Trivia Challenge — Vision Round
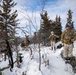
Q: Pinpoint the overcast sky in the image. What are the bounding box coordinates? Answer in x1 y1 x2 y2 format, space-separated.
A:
13 0 76 37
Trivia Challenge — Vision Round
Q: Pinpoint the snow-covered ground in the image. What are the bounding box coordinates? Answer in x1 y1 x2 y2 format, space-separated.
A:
0 41 76 75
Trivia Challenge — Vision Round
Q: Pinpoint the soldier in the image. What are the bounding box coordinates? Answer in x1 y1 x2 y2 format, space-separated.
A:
61 24 76 62
24 36 30 47
49 31 59 51
21 41 25 47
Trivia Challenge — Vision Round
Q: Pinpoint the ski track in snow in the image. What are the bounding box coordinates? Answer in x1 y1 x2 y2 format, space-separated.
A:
0 41 76 75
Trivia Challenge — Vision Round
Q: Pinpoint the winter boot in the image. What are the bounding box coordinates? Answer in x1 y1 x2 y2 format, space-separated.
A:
54 47 56 52
73 66 76 73
64 57 71 64
51 47 53 50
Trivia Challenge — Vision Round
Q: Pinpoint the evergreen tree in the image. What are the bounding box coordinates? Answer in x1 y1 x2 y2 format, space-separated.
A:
40 12 62 46
40 11 52 46
0 0 18 39
51 15 62 40
66 9 74 29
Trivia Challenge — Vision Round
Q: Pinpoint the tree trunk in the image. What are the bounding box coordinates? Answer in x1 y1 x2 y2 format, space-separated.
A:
39 43 41 70
4 52 7 61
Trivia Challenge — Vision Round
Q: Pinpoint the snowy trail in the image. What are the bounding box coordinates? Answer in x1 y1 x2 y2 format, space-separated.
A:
40 47 74 75
0 45 76 75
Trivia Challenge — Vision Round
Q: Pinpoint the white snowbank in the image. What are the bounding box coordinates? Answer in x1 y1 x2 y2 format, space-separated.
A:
0 41 76 75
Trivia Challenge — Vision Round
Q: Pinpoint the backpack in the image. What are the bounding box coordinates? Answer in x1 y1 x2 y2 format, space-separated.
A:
57 44 63 49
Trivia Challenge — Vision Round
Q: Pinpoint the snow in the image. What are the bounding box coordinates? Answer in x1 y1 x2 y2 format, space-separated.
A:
0 41 76 75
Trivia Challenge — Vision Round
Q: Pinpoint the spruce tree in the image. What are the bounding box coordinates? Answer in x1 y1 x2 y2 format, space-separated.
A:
51 15 62 40
40 11 62 45
0 0 18 39
40 11 52 46
66 9 74 29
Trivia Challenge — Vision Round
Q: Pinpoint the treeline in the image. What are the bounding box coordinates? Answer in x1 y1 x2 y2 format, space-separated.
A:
31 10 74 46
0 0 75 46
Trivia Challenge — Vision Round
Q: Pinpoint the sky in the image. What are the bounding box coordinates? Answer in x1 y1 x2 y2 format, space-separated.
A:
13 0 76 37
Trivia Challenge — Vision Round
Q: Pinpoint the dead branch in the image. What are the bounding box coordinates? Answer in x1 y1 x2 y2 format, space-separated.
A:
0 60 17 71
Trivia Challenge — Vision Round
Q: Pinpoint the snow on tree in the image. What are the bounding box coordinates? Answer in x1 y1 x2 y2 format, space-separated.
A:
0 0 18 39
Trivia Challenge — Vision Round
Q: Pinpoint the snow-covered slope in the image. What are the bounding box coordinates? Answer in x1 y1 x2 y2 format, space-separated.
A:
0 41 76 75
